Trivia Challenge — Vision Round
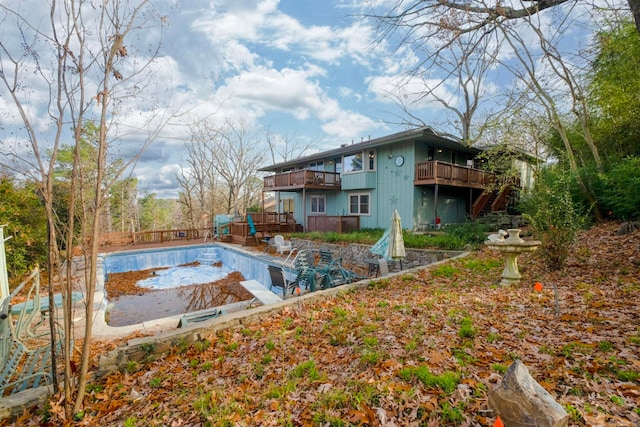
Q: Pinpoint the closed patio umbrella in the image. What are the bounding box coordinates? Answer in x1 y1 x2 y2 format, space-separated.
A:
370 210 405 271
388 209 405 269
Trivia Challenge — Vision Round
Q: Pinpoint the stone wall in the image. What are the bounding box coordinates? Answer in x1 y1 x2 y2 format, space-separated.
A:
290 239 462 272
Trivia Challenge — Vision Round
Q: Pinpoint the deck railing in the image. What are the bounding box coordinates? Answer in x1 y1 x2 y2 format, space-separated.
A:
98 228 210 248
98 213 298 248
415 161 494 187
263 169 341 190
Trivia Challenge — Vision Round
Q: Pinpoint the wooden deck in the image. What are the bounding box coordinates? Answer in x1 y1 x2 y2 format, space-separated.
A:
414 161 494 189
98 213 300 251
263 169 341 192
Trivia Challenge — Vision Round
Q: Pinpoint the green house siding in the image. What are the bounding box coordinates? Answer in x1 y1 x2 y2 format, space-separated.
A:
340 171 376 190
375 144 415 229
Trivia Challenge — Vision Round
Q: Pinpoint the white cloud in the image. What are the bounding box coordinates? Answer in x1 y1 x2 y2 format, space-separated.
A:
321 111 380 140
3 0 479 198
192 0 378 66
135 163 184 199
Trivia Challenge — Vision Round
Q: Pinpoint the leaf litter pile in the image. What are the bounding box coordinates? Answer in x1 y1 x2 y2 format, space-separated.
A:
22 222 640 425
104 263 254 326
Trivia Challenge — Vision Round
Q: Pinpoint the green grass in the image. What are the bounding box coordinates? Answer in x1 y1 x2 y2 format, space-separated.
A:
492 363 507 374
458 317 477 339
616 370 640 382
610 395 625 406
431 264 460 278
224 342 239 352
463 258 503 272
360 349 383 365
486 332 501 343
290 360 321 381
193 339 211 352
440 402 464 424
598 341 614 352
265 381 297 399
363 336 378 347
398 366 461 394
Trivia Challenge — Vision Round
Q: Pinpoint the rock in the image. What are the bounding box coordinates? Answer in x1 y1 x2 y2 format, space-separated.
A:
488 360 568 427
617 221 639 235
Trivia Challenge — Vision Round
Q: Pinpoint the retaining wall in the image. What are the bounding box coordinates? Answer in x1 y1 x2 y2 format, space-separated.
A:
290 239 462 271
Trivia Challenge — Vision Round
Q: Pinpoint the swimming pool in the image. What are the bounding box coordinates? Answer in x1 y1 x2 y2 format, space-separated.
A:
103 244 275 287
101 244 282 327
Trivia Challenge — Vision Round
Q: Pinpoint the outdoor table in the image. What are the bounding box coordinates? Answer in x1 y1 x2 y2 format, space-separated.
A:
363 258 381 277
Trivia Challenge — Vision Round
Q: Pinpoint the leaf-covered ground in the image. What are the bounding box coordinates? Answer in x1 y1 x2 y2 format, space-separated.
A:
14 222 640 426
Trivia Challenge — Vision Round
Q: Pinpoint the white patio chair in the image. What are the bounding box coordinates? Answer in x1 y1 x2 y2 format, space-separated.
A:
273 235 293 254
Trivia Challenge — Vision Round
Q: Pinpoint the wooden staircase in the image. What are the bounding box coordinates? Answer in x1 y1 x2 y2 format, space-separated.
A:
471 185 516 219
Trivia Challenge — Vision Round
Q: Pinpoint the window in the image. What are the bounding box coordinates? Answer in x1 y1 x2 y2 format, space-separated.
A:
282 198 294 213
349 193 370 215
343 151 376 173
343 153 363 173
309 161 324 171
310 195 326 214
368 150 376 171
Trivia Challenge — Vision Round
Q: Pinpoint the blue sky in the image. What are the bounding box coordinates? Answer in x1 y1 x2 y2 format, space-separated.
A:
141 0 402 197
0 0 622 198
134 0 517 197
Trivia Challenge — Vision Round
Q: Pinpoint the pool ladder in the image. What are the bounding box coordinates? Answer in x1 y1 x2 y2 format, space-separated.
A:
282 248 298 267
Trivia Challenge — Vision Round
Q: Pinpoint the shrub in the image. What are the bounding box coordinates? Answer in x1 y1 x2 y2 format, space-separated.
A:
294 228 471 250
444 222 493 248
593 156 640 220
520 167 589 271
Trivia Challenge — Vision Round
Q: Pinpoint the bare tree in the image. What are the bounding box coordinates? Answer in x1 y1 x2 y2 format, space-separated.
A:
186 119 265 216
366 0 609 214
379 31 509 146
264 126 314 164
177 129 222 228
0 0 173 417
369 0 639 36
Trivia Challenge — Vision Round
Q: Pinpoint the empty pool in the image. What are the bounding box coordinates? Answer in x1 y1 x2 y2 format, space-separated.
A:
102 244 279 326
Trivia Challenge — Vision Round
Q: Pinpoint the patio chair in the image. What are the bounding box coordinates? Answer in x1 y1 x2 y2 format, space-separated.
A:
314 249 353 289
268 265 297 299
291 250 320 292
273 235 293 255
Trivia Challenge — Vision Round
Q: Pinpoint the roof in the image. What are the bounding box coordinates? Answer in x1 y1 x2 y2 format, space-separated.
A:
473 143 542 163
258 126 480 172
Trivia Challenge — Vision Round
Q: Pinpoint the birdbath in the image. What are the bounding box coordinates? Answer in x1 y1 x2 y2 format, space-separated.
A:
485 229 541 286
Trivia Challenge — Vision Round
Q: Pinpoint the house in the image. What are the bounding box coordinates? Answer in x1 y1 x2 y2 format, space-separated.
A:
259 126 517 233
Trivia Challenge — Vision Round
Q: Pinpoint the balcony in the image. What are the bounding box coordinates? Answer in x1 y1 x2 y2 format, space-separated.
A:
263 169 341 191
414 161 494 189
